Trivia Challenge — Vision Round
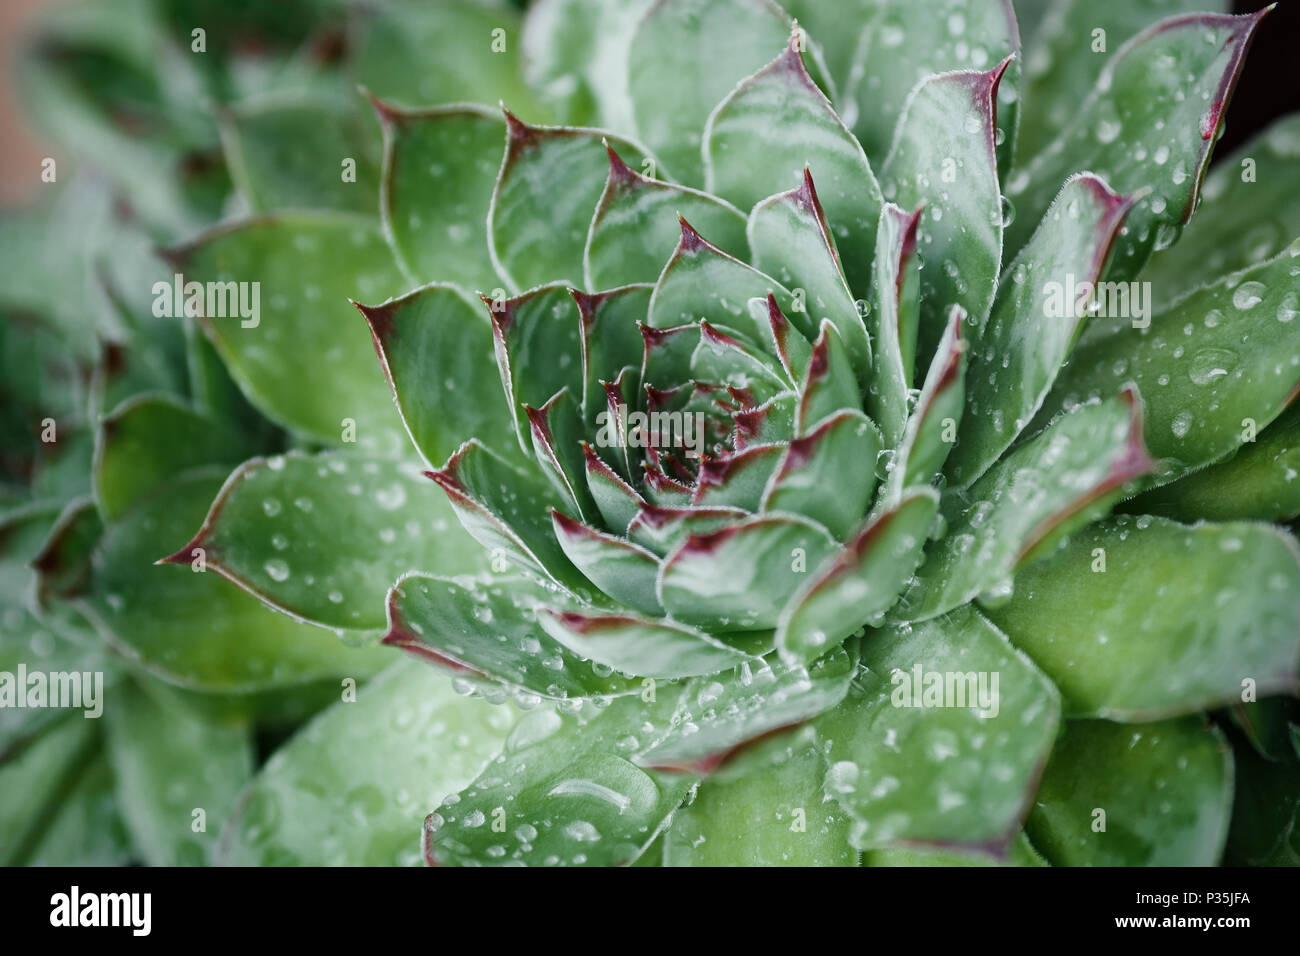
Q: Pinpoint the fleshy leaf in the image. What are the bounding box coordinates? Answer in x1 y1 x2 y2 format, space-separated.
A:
586 145 748 288
776 488 939 666
488 112 649 290
945 174 1136 487
864 203 921 448
383 573 634 699
762 410 881 540
373 100 504 292
355 0 542 114
521 0 653 132
647 220 796 348
551 510 663 614
1139 113 1300 303
427 694 693 866
484 283 586 455
658 513 839 629
105 682 252 866
887 307 968 500
705 37 880 293
628 0 794 186
817 606 1060 851
1026 717 1233 866
219 661 514 866
360 282 520 468
1005 10 1267 278
637 648 855 773
692 444 785 512
539 608 759 680
1016 0 1229 163
846 0 1020 176
574 285 650 427
164 213 408 455
747 171 872 376
161 452 490 631
0 717 96 864
662 733 857 865
93 395 251 522
902 391 1155 622
427 440 585 592
583 441 646 532
1127 402 1300 523
1033 246 1300 489
880 61 1006 365
628 503 748 555
986 514 1300 719
218 92 380 215
797 320 862 435
1224 736 1300 865
80 469 392 693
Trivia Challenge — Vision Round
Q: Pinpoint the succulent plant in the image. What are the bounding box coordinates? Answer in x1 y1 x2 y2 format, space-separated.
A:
4 0 1300 867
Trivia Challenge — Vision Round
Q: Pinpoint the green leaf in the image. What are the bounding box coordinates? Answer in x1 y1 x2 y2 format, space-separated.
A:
887 307 967 498
658 513 839 629
219 660 515 865
1127 401 1300 524
355 0 542 115
776 488 939 666
866 832 1046 867
881 60 1007 365
1016 0 1229 163
1026 717 1232 866
796 319 861 434
218 91 381 215
94 394 252 521
21 750 131 866
485 284 586 455
694 444 785 512
1140 114 1300 303
747 171 873 377
165 213 409 455
705 36 880 293
360 282 521 468
628 0 793 186
846 0 1020 176
384 572 634 700
162 452 491 631
903 391 1154 622
637 648 855 773
1005 10 1267 277
521 0 654 132
488 113 649 290
662 733 857 865
80 469 393 692
427 693 694 866
986 515 1300 720
647 221 796 347
0 716 96 865
818 607 1060 850
1034 247 1300 489
105 681 253 865
374 101 505 292
586 145 748 288
551 510 663 614
574 285 650 427
428 440 585 592
539 608 759 680
945 174 1136 487
864 203 922 447
762 410 881 540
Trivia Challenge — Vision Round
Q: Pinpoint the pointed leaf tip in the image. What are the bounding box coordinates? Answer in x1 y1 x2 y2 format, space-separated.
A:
677 215 709 253
605 141 639 185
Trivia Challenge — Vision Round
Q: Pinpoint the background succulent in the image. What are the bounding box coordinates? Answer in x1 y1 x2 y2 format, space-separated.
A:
2 0 1299 867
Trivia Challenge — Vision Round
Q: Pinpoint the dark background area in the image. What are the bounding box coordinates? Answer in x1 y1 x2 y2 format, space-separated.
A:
1223 0 1300 154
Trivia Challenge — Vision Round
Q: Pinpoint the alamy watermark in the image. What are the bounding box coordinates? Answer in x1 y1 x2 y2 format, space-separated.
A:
152 273 260 328
595 402 706 459
0 665 103 718
890 664 1000 718
1043 272 1152 329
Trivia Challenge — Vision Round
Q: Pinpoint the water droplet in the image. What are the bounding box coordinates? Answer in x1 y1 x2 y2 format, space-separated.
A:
264 559 290 582
1188 348 1236 386
1232 281 1265 310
